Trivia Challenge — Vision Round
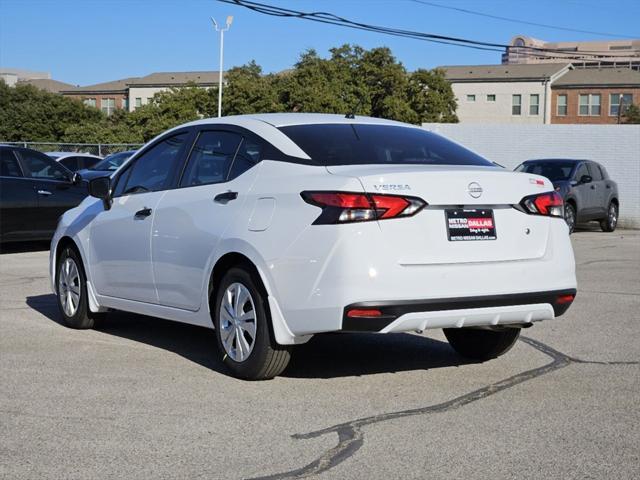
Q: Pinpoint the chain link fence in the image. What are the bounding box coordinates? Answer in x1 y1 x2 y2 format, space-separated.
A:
0 142 143 157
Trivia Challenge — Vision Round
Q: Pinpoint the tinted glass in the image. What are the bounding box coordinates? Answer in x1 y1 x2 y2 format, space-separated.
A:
588 162 603 181
180 131 242 187
279 124 493 167
122 133 188 195
574 163 589 181
59 156 80 171
1 149 22 177
83 157 101 169
228 137 263 180
19 149 69 180
517 161 575 181
92 151 133 171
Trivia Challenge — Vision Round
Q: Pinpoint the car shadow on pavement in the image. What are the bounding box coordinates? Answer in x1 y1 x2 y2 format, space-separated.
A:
26 293 471 379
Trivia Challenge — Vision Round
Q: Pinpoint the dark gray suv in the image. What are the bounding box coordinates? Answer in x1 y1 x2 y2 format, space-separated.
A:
515 159 619 233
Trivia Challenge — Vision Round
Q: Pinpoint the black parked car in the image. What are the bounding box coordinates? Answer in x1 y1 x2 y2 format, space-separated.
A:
76 149 136 181
0 145 88 243
515 159 619 233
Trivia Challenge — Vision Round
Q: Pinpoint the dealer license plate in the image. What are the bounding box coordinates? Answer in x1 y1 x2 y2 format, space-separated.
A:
445 209 497 241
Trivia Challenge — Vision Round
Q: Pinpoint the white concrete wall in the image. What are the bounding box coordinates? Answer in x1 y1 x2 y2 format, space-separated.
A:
451 81 550 124
422 123 640 228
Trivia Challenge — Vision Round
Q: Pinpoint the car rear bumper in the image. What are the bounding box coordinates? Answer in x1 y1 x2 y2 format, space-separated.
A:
341 289 576 332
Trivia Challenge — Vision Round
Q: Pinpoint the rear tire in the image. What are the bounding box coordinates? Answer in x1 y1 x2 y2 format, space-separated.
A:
56 246 95 329
599 202 618 232
443 327 520 361
213 267 291 380
564 203 576 234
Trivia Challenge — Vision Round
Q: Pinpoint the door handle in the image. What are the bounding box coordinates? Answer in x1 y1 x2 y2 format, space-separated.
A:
590 185 595 189
37 189 52 196
214 191 238 204
135 207 152 219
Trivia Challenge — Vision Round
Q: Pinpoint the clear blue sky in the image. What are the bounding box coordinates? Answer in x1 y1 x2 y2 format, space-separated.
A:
1 0 639 86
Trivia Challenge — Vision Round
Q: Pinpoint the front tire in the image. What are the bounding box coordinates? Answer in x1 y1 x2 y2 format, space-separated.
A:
443 327 520 361
56 246 94 329
213 267 291 380
564 203 576 234
600 202 618 232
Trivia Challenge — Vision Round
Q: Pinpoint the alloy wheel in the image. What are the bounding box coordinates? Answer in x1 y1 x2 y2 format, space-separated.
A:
59 257 81 317
608 204 617 228
219 282 257 362
565 205 575 232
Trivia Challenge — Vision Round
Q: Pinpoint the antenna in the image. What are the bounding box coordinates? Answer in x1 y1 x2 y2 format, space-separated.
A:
345 95 364 119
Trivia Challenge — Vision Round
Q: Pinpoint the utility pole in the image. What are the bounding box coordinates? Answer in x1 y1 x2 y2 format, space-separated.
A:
211 15 233 118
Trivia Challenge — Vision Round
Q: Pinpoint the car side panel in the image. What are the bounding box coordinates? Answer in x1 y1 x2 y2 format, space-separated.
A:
0 177 40 241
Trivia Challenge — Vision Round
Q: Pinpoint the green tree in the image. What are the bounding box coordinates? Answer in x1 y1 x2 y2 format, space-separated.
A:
0 80 103 142
622 103 640 124
224 61 282 115
127 84 217 141
407 68 458 123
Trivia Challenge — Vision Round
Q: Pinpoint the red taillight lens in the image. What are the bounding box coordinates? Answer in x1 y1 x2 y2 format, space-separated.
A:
521 191 564 218
301 191 426 225
556 294 575 304
347 308 382 318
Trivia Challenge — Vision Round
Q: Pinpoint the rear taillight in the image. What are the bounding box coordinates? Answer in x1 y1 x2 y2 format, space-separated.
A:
520 191 564 218
301 191 426 225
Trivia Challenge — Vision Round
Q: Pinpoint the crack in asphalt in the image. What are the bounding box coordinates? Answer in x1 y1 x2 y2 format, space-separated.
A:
250 337 639 480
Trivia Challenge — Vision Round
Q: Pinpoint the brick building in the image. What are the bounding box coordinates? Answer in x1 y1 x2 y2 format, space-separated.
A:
59 71 221 115
551 68 640 124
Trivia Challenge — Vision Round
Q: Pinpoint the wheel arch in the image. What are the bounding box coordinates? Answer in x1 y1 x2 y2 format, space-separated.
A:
206 250 305 345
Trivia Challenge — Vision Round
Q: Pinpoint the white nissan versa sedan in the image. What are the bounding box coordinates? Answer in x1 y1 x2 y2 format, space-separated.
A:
50 113 577 380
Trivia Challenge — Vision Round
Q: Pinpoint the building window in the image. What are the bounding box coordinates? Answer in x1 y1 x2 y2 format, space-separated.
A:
83 98 96 108
101 98 116 116
529 94 539 115
135 97 142 108
486 94 496 102
557 94 567 116
512 95 521 115
466 94 476 102
609 93 633 116
146 97 154 105
122 98 129 110
579 94 600 116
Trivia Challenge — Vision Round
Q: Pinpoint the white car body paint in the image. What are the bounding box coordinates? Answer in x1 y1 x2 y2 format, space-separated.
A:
50 113 577 346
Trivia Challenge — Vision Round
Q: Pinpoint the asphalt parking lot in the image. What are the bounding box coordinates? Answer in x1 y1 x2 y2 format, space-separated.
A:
1 230 639 480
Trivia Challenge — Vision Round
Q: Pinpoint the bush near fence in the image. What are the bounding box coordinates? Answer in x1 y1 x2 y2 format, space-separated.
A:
0 142 143 157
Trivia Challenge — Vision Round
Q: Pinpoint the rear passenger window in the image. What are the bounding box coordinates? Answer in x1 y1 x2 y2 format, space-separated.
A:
1 149 22 177
180 131 242 187
228 138 263 180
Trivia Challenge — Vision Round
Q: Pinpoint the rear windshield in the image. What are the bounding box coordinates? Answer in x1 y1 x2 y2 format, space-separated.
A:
516 161 575 181
278 124 493 167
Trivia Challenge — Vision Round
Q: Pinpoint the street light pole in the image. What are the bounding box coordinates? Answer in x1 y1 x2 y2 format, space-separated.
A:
211 15 233 118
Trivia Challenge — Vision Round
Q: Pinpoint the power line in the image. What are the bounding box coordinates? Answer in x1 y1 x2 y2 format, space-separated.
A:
410 0 637 39
218 0 639 59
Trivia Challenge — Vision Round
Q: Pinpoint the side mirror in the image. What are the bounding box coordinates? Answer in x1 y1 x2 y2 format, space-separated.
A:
579 174 592 184
88 176 112 210
71 172 82 185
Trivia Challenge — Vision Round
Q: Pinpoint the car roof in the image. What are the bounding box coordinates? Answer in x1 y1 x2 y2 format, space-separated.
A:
523 159 591 164
161 113 419 160
187 113 411 129
46 152 102 159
